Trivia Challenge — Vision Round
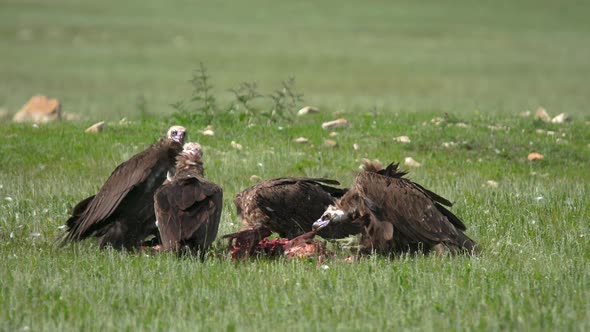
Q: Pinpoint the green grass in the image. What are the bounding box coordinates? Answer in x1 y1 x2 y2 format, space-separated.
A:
2 0 590 119
2 0 590 331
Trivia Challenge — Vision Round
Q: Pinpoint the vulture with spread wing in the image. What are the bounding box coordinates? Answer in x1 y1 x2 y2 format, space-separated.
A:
313 160 476 256
62 125 186 250
154 142 223 257
223 177 360 258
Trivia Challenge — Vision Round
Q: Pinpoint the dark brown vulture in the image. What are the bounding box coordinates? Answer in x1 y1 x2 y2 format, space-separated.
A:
223 177 361 258
313 160 476 256
153 142 223 258
61 125 187 250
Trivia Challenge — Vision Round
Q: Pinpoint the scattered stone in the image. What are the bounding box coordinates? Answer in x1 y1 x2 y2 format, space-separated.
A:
551 113 570 124
329 131 338 137
323 139 337 148
455 122 470 128
353 143 359 151
85 121 105 133
404 157 421 167
520 111 531 117
321 118 349 130
393 136 411 143
231 141 243 150
249 175 262 182
488 124 506 131
295 137 309 144
297 106 320 116
202 129 214 136
534 107 551 122
486 180 499 188
13 95 61 123
442 141 457 148
555 138 568 144
431 117 444 126
527 152 544 161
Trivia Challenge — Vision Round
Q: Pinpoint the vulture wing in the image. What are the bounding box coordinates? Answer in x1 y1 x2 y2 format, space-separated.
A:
154 176 223 254
65 139 180 242
357 171 474 252
253 177 351 239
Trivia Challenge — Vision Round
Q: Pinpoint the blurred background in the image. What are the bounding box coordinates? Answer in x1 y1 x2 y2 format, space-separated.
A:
2 0 589 120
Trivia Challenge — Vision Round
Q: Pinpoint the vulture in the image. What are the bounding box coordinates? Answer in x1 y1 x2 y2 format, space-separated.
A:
313 160 476 256
61 125 186 250
223 177 361 258
154 142 223 257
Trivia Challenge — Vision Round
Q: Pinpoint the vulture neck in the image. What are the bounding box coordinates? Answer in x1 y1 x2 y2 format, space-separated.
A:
175 155 204 178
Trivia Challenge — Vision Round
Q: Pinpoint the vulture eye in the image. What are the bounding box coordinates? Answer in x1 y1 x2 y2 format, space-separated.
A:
322 214 331 221
171 130 177 136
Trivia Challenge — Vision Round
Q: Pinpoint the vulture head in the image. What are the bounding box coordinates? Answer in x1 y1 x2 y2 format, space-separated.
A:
167 125 187 144
313 205 352 231
174 142 204 177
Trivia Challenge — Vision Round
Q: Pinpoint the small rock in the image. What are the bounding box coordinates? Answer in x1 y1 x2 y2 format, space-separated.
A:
393 136 411 143
202 129 215 136
535 129 546 135
321 118 349 130
323 139 337 148
430 117 444 126
520 111 531 117
13 95 61 123
329 131 338 137
551 113 570 124
231 141 243 150
249 175 262 182
534 107 551 122
297 106 320 116
442 142 457 148
353 143 359 151
404 157 421 167
527 152 544 161
295 137 309 144
455 122 470 128
85 121 105 133
486 180 499 188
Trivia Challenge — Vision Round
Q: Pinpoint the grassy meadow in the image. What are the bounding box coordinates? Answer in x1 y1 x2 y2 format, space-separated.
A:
1 0 590 331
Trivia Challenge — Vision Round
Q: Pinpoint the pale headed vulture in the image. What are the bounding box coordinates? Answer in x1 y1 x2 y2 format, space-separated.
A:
313 160 476 256
154 142 223 258
61 125 186 250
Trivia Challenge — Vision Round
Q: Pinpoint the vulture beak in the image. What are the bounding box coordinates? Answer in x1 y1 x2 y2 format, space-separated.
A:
312 217 331 231
313 206 347 231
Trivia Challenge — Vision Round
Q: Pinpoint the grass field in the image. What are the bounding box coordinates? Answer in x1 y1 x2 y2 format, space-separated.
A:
2 0 590 331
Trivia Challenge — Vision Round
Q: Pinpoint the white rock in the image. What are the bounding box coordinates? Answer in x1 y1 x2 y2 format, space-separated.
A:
321 118 349 130
231 141 243 150
297 106 320 116
486 180 499 188
85 121 105 133
442 142 457 148
534 107 551 122
295 137 309 143
353 143 359 150
202 129 215 136
404 157 421 167
551 113 570 123
393 136 411 143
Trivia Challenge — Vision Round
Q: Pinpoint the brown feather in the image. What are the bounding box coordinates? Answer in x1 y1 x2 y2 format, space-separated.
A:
62 128 184 250
327 162 476 256
154 145 222 258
